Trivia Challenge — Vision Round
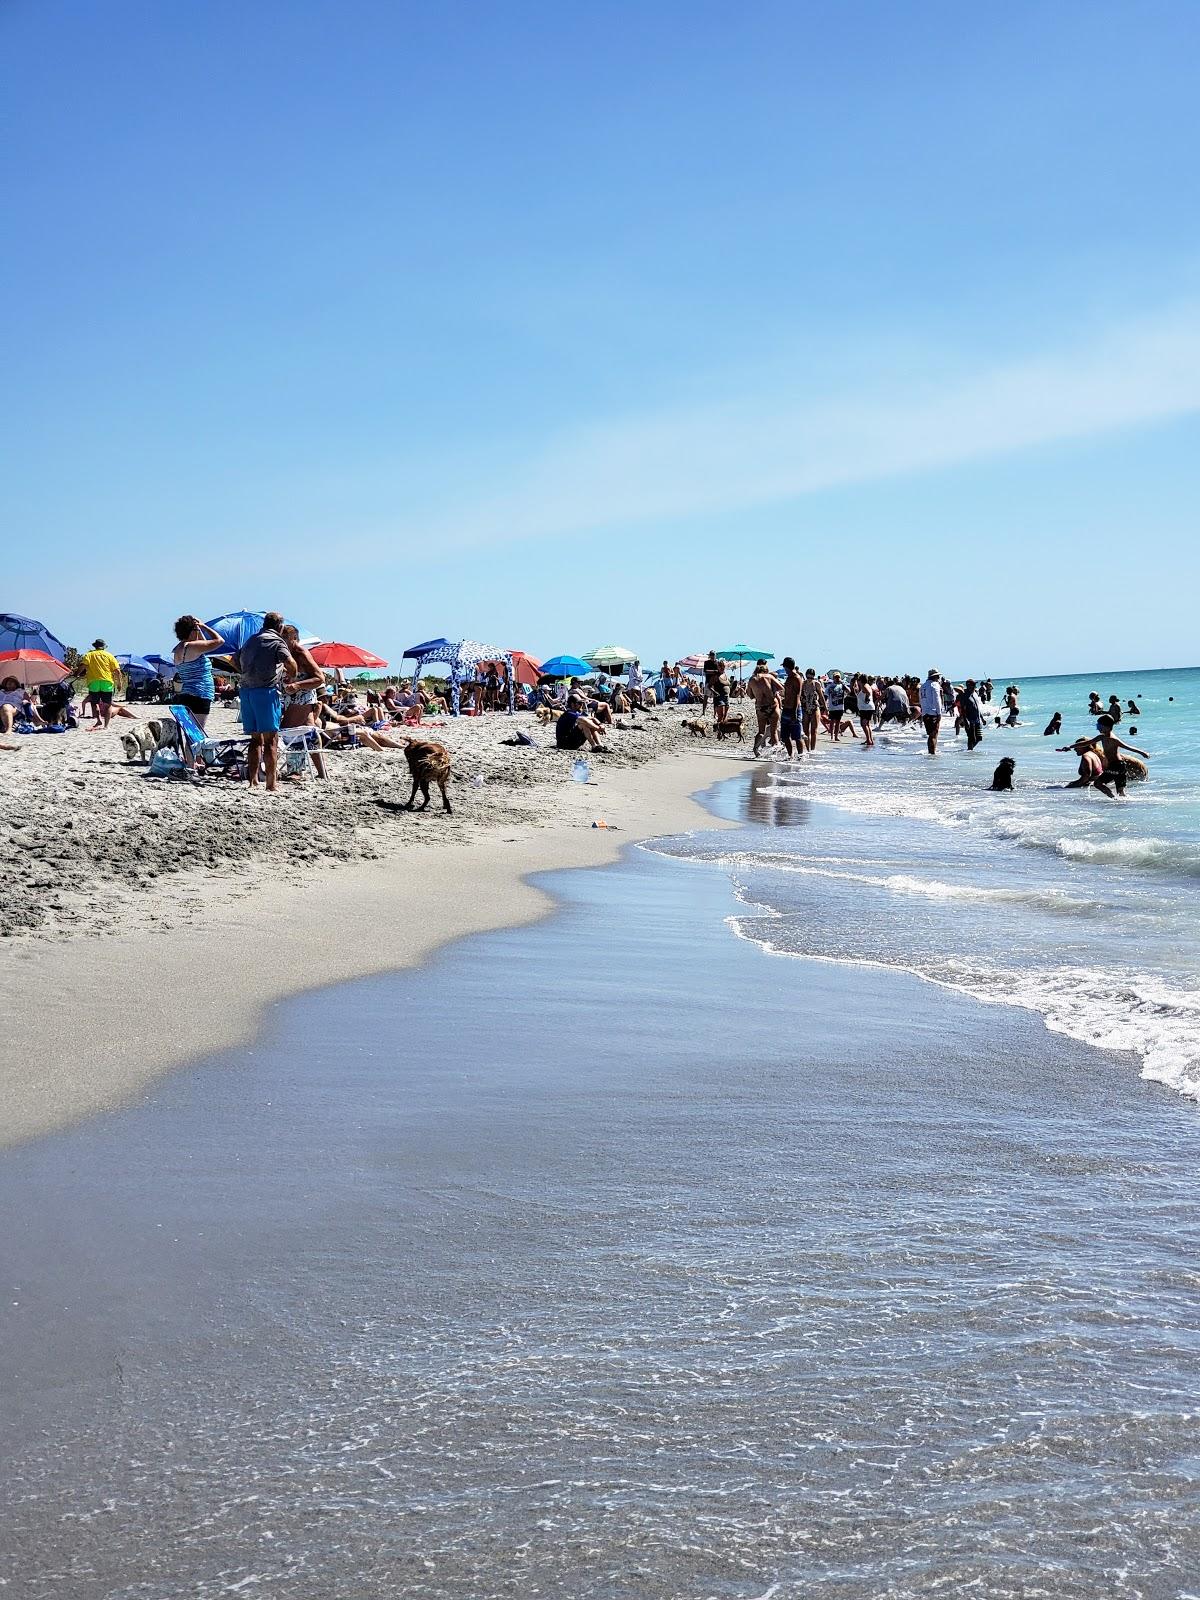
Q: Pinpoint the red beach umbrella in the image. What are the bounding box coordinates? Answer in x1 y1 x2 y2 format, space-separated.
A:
309 641 388 670
0 649 71 687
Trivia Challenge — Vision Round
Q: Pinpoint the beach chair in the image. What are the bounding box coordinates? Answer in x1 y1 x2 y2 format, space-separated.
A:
170 703 250 778
170 704 313 781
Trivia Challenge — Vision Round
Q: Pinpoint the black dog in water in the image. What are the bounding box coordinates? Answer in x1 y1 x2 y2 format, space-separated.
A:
989 756 1016 791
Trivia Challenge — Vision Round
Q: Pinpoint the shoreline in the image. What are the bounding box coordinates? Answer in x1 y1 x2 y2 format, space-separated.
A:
0 749 739 1149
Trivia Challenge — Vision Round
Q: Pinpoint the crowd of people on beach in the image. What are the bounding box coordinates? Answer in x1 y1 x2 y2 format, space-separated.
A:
1 618 1154 800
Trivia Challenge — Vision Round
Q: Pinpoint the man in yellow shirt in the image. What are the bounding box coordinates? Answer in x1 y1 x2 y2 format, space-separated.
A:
78 638 124 729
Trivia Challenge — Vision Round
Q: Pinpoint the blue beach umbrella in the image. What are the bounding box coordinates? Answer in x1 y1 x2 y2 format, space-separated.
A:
206 610 319 651
539 654 592 678
143 653 178 676
115 653 158 681
0 613 66 662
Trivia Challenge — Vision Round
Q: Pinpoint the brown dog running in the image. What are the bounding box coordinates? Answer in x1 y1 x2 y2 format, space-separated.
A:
714 715 745 741
681 719 708 738
403 738 453 813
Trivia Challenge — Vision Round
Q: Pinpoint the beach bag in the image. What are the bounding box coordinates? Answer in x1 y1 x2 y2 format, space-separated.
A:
147 748 189 780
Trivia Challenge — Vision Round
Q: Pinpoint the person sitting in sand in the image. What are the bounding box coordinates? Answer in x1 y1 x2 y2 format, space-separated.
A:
555 692 608 752
0 677 45 734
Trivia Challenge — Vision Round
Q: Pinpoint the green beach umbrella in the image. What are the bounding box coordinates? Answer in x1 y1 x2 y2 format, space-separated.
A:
581 644 638 670
716 645 774 682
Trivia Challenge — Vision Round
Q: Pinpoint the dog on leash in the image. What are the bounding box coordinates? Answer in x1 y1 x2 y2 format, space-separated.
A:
714 715 745 742
989 756 1016 790
681 719 708 738
403 738 453 813
119 718 177 763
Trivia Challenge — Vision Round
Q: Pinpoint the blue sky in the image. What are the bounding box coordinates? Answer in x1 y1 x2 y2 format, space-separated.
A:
4 0 1198 675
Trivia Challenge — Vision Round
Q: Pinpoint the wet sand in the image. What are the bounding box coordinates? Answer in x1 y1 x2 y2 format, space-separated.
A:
0 744 737 1146
2 783 1198 1598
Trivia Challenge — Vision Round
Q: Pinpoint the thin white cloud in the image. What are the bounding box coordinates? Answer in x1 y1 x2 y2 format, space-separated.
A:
405 301 1200 548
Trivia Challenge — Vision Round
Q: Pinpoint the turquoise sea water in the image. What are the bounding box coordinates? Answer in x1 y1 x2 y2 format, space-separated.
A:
654 666 1200 1101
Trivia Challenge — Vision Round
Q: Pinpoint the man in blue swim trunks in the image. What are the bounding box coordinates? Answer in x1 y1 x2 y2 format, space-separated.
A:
779 656 804 759
235 611 295 792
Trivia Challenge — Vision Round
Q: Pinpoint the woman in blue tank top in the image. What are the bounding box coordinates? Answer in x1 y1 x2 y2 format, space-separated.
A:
171 615 226 728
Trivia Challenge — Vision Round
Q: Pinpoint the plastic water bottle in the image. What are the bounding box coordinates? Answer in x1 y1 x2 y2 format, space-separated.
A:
571 757 590 784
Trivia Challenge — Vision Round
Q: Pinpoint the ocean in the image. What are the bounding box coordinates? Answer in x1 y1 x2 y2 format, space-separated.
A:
652 666 1200 1102
3 682 1199 1596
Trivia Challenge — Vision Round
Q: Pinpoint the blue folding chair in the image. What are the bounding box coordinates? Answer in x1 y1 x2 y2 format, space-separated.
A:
170 703 316 780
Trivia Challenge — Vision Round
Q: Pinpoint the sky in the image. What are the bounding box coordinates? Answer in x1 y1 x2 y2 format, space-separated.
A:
4 0 1199 677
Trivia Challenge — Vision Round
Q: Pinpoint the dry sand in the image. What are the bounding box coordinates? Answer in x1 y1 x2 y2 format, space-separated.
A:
1 701 746 1146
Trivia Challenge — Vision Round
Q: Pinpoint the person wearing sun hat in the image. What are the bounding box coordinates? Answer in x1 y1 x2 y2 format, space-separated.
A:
77 638 124 730
919 667 944 754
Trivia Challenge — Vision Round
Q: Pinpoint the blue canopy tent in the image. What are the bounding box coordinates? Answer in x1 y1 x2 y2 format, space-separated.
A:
0 613 66 661
403 639 515 715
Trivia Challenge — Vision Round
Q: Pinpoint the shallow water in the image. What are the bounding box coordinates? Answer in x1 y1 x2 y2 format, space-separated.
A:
663 666 1200 1101
3 808 1199 1598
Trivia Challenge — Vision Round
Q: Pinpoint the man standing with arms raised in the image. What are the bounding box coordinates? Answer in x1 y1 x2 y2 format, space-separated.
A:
919 667 944 754
235 611 295 793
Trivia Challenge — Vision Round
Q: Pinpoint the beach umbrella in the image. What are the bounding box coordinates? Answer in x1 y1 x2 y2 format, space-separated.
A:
716 645 774 662
507 650 542 687
310 641 389 670
716 644 774 683
677 653 706 671
581 644 638 669
0 649 71 687
0 614 66 662
115 653 158 680
144 653 177 677
205 610 319 651
539 654 592 679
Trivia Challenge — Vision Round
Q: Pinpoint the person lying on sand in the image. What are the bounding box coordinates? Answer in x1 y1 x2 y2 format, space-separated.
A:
317 703 407 751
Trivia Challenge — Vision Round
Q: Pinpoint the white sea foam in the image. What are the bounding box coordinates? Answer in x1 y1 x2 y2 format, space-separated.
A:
717 854 1105 914
726 902 1200 1105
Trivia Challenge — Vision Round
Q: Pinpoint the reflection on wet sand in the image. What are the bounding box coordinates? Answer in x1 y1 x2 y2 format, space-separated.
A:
742 767 813 827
